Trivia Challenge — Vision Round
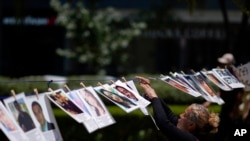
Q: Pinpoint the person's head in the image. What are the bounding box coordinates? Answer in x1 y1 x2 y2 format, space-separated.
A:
100 88 134 108
0 108 5 117
115 86 138 100
0 108 17 131
83 89 106 116
100 89 124 103
31 101 45 126
178 103 219 134
83 89 100 107
13 101 21 112
217 53 235 67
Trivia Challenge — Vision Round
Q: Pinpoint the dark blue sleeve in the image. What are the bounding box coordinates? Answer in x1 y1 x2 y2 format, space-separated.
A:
150 98 198 141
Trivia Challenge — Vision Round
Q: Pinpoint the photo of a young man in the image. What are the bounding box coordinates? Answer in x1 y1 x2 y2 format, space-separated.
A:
31 101 55 132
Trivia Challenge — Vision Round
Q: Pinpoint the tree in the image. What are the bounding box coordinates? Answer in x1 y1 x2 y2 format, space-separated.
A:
50 0 146 75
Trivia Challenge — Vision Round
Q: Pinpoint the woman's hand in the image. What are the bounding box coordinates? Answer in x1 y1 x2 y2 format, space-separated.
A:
135 76 150 85
136 76 158 99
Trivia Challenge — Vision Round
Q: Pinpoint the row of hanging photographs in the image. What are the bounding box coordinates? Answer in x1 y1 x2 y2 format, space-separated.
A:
0 78 152 141
0 67 245 141
160 68 245 105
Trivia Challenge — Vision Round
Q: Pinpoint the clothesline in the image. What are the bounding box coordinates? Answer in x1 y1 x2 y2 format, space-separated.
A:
0 76 159 83
0 76 160 89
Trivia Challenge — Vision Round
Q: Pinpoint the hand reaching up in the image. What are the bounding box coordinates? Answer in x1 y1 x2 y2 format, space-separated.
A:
136 76 158 99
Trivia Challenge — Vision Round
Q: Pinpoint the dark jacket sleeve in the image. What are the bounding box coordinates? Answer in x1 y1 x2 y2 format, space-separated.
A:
150 98 198 141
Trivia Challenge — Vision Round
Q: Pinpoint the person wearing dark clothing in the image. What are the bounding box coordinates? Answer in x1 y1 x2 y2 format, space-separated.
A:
14 100 35 132
203 53 245 141
216 53 244 141
136 76 220 141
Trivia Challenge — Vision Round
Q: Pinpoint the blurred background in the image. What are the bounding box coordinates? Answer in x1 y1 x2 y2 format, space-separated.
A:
0 0 250 77
1 1 250 140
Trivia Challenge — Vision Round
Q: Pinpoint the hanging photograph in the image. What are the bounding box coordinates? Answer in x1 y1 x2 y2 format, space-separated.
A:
94 84 139 113
212 68 245 89
76 87 116 129
118 79 151 115
26 92 63 141
0 101 29 141
171 72 202 96
160 75 201 97
182 74 215 103
193 72 224 105
46 89 86 123
200 70 232 91
66 89 99 133
112 80 151 108
3 92 46 141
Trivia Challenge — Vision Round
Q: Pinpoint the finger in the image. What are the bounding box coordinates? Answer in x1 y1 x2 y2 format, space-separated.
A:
136 76 150 84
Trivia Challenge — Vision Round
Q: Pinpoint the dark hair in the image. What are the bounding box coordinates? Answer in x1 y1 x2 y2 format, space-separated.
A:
31 101 42 111
99 88 136 108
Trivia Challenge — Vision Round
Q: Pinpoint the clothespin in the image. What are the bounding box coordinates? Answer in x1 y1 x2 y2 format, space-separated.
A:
202 68 207 72
121 76 127 83
110 80 115 85
169 72 174 77
33 88 39 100
64 84 71 92
97 82 103 86
48 88 54 93
190 69 196 74
181 71 185 74
160 74 165 77
48 88 58 98
10 89 16 100
121 76 131 87
97 82 106 89
80 82 86 88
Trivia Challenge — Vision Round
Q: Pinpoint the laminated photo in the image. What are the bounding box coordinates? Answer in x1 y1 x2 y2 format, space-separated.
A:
0 101 29 141
3 92 46 141
160 75 201 97
26 93 63 141
200 70 232 91
171 72 202 97
112 80 150 107
94 84 139 113
46 89 86 123
182 74 215 103
75 87 116 129
66 89 99 133
119 79 151 115
212 68 245 89
193 72 224 105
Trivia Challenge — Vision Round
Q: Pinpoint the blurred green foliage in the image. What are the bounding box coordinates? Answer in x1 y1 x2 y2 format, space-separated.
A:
50 0 146 75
